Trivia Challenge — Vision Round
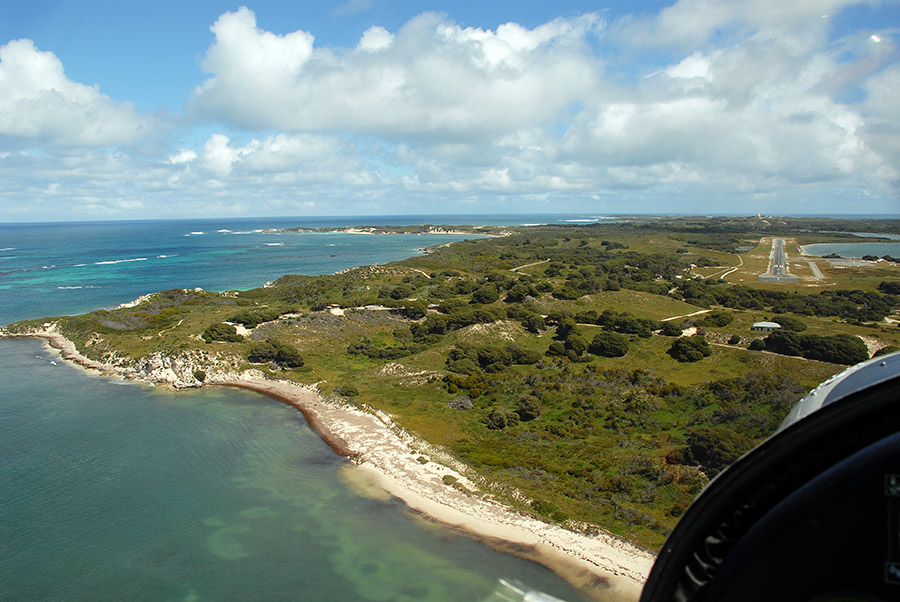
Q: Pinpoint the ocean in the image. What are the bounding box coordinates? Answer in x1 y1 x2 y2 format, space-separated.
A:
0 216 596 602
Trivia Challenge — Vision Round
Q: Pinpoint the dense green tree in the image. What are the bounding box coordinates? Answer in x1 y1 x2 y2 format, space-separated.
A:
762 331 868 365
546 341 567 356
202 322 243 343
228 308 283 328
659 321 683 336
504 283 533 303
589 331 630 357
681 426 754 476
797 333 868 365
575 310 599 324
438 298 467 314
771 314 807 332
555 317 578 340
399 300 427 320
508 344 542 365
248 339 304 368
516 395 542 421
879 281 900 295
668 336 712 362
565 333 589 356
552 286 583 300
453 280 478 295
472 283 500 304
447 357 480 375
764 331 803 356
388 284 413 300
485 407 518 430
522 313 546 334
696 311 734 327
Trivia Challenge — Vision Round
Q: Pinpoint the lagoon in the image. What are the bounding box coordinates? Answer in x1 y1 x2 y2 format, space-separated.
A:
800 242 900 258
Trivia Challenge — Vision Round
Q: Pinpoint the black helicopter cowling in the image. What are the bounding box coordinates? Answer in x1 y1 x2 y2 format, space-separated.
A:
640 351 900 602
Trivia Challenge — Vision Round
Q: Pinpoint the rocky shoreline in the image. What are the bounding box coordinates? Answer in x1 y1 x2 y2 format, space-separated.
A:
1 325 654 600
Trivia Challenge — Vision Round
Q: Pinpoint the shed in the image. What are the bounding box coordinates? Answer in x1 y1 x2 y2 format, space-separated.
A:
751 321 782 332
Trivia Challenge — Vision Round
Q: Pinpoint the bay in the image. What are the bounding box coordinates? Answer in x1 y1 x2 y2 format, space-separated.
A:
0 339 587 602
0 216 594 602
800 242 900 258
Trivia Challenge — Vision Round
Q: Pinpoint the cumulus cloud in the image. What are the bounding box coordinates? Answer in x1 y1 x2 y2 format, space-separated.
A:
183 3 898 202
190 7 316 130
183 132 374 187
3 1 898 220
0 39 154 146
188 8 603 136
358 26 394 52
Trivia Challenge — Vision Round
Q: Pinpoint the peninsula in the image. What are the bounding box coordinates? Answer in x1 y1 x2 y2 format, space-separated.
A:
5 216 900 599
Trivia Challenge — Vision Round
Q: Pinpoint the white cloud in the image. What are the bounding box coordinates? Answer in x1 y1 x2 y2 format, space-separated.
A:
3 3 898 221
628 0 873 47
0 39 154 146
199 134 242 177
190 6 316 129
188 9 603 136
666 52 711 80
358 26 394 52
167 149 197 164
182 132 374 187
183 4 897 208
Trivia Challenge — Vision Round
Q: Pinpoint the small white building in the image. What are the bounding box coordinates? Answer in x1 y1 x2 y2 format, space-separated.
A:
751 321 782 332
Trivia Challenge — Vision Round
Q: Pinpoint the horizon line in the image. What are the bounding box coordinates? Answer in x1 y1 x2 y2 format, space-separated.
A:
3 212 899 226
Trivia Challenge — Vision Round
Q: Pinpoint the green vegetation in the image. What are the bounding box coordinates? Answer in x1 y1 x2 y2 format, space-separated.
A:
760 331 869 365
589 331 631 357
770 314 807 332
7 216 900 550
247 339 305 368
202 322 242 343
228 308 286 328
668 336 712 362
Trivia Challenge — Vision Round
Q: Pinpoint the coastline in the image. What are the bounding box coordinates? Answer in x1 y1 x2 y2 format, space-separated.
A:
1 328 654 600
264 225 506 237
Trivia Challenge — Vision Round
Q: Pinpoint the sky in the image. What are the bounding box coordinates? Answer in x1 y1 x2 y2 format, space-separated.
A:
0 0 898 222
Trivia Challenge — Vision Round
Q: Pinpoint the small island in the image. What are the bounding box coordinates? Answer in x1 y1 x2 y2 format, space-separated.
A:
4 215 900 599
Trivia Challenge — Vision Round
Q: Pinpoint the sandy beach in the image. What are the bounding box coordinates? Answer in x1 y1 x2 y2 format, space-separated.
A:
2 327 655 601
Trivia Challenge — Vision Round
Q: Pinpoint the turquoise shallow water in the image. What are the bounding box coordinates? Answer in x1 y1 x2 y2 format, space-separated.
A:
0 339 589 602
0 217 594 602
0 217 495 324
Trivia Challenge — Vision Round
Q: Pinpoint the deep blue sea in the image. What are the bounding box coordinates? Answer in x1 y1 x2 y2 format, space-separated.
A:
0 216 597 602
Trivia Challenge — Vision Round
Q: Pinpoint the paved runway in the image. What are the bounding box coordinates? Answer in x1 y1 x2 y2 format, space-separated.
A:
759 238 799 282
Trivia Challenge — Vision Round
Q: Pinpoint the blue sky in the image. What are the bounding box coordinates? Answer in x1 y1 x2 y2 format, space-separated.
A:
0 0 898 221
